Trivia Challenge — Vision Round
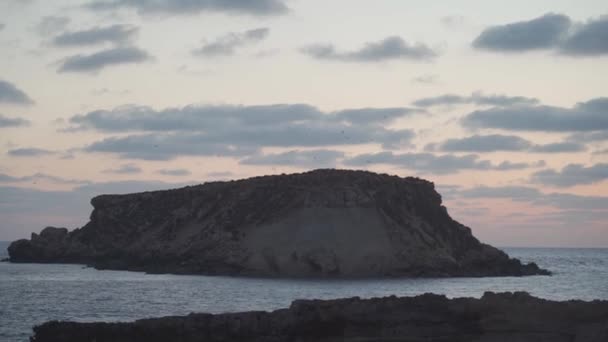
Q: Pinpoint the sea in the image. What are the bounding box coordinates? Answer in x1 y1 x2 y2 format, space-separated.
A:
0 242 607 342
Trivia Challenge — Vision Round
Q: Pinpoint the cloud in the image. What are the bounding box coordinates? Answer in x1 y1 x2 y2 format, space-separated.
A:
35 16 70 36
411 74 439 85
157 168 191 176
432 134 530 152
445 185 608 211
0 23 5 31
473 13 608 56
473 13 570 52
0 114 30 128
102 163 142 174
52 25 138 47
86 0 289 17
558 15 608 56
531 163 608 187
528 142 586 153
65 103 418 160
593 148 608 155
343 151 536 174
429 134 587 153
568 131 608 142
412 92 539 107
462 97 608 132
193 27 269 57
441 15 465 28
0 180 190 240
241 150 345 167
8 148 56 157
302 36 437 62
0 79 34 105
57 46 152 73
0 173 87 185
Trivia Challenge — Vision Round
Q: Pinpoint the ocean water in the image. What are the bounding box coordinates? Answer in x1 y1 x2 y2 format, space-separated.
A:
0 242 607 342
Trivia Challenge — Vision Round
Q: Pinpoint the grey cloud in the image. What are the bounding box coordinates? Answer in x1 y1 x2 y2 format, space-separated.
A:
474 13 608 56
193 27 269 57
85 133 258 160
412 92 539 107
411 74 439 85
529 142 586 153
158 168 191 176
449 185 608 210
0 80 34 105
435 134 531 152
343 151 534 174
8 148 56 157
102 163 142 174
58 46 152 73
36 16 70 36
463 97 608 132
473 13 570 52
0 180 190 240
0 23 5 31
593 148 608 155
0 172 87 185
86 0 289 16
531 163 608 187
53 25 137 47
0 114 30 128
241 150 345 167
430 134 587 153
568 131 608 142
302 36 437 62
67 103 418 160
559 15 608 56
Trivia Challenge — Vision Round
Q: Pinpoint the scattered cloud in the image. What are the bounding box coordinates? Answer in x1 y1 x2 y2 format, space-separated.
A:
302 36 437 62
102 163 142 174
462 97 608 132
8 148 57 157
35 16 70 36
444 185 608 211
52 25 138 47
428 134 586 153
193 27 269 57
157 168 191 176
241 149 345 167
559 15 608 56
57 46 152 73
412 92 539 107
0 114 30 128
64 103 418 160
441 15 466 28
343 151 536 174
473 13 608 56
431 134 531 152
85 0 289 17
0 79 34 105
0 172 87 185
531 163 608 187
411 74 439 85
473 13 570 52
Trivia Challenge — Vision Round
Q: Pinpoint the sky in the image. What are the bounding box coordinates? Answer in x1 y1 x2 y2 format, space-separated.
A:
0 0 607 247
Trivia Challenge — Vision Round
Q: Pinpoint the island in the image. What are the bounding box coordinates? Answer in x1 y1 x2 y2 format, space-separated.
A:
8 169 549 277
30 292 608 341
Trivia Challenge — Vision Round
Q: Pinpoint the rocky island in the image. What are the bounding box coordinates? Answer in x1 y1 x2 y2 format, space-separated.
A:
30 292 608 342
8 169 549 277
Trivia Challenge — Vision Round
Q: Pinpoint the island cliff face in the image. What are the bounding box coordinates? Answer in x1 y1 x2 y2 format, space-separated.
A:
8 169 548 277
30 292 608 342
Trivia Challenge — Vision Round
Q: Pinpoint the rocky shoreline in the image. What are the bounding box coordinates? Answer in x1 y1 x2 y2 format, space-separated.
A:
9 169 549 277
30 292 608 342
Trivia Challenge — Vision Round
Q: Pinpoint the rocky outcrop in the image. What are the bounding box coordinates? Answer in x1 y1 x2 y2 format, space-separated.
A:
9 169 549 277
30 292 608 342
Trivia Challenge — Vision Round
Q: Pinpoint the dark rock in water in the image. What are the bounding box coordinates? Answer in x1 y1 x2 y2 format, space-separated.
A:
30 292 608 342
8 169 549 277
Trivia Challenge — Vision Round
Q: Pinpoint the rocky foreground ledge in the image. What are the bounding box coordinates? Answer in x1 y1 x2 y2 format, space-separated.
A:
9 169 548 277
31 292 608 342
